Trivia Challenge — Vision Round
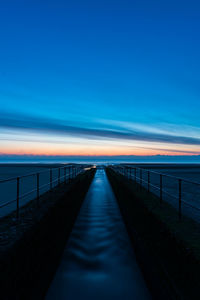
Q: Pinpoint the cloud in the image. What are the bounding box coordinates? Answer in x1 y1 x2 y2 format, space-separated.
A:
1 111 200 146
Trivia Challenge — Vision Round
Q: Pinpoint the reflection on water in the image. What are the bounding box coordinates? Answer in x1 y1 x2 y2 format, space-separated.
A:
46 168 151 300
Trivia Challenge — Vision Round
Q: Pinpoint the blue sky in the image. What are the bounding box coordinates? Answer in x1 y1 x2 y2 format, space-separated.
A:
0 0 200 161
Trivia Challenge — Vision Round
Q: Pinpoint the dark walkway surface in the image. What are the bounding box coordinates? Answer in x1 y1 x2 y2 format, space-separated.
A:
45 168 151 300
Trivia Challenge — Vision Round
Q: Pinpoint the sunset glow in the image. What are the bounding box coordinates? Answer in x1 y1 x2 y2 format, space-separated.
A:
0 1 200 162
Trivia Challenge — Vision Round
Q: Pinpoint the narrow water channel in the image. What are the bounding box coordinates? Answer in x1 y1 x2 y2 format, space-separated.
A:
46 168 151 300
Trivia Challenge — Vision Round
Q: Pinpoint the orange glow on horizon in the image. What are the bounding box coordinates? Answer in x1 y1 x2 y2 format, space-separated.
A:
0 146 199 157
1 138 199 157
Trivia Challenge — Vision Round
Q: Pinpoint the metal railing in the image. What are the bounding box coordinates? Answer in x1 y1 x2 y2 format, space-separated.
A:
110 165 200 221
0 164 88 219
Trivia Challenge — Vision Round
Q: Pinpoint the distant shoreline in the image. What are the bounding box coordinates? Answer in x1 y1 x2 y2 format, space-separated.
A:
1 162 200 166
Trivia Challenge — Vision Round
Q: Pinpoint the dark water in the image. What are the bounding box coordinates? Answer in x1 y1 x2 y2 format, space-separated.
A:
0 165 70 217
46 168 151 300
130 165 200 222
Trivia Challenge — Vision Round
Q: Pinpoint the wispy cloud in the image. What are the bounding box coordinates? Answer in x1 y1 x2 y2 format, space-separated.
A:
1 111 200 147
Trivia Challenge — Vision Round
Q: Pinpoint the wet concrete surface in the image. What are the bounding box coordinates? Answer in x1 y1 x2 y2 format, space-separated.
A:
45 168 151 300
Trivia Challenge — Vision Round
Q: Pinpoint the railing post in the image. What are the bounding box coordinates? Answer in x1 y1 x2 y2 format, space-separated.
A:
37 173 40 207
134 168 136 182
58 168 60 185
148 171 150 192
16 177 20 219
64 167 66 183
160 174 163 203
179 179 182 220
71 166 74 180
140 169 142 186
50 169 52 190
69 166 71 182
70 166 73 180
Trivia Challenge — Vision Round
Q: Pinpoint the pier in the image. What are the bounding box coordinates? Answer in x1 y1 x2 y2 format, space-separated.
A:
46 168 150 299
0 164 200 299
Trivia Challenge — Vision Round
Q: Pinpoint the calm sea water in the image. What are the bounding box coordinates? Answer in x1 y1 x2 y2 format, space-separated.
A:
0 163 200 221
0 164 69 217
128 164 200 222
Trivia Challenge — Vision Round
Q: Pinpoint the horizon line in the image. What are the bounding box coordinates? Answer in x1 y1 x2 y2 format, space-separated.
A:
0 154 200 158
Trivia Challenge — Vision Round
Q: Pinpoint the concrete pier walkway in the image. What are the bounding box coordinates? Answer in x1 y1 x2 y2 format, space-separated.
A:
46 168 151 300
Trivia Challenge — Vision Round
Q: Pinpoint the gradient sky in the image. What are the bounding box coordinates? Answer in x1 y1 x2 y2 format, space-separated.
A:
0 0 200 160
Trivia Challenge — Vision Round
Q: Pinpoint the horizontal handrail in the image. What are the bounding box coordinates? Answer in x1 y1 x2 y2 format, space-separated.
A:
0 164 74 184
0 173 73 208
0 198 17 209
0 164 89 218
121 164 200 186
110 164 200 220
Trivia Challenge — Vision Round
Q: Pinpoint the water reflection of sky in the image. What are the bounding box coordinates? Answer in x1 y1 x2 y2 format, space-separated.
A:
46 169 151 300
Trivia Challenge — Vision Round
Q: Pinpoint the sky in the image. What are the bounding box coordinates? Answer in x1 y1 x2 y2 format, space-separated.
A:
0 0 200 162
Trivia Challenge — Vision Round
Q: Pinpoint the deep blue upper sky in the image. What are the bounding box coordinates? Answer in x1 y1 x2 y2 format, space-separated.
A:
0 0 200 160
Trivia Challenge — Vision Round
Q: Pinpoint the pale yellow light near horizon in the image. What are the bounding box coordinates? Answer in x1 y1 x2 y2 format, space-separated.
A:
1 136 200 156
